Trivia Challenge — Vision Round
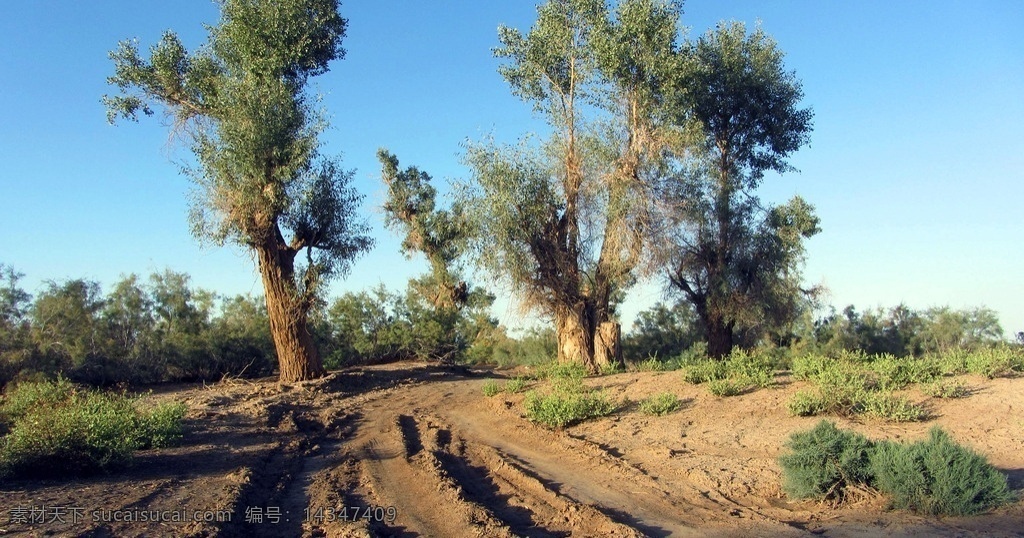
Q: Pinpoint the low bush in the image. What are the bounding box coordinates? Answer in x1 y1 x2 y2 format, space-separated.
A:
707 377 749 397
639 392 680 416
965 346 1024 379
870 428 1013 515
504 376 529 394
778 420 875 502
482 380 502 397
634 357 665 373
523 389 616 429
862 393 927 422
779 422 1014 516
923 379 969 399
788 389 827 417
0 379 187 479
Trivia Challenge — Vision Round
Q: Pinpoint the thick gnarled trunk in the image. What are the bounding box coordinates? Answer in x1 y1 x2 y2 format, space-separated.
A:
255 236 325 383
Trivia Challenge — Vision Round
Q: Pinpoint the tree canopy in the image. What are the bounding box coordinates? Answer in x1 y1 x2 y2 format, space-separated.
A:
104 0 371 381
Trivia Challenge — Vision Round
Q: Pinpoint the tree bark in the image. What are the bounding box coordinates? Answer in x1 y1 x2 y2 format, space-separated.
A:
555 303 595 370
255 235 325 383
705 313 735 360
594 321 623 370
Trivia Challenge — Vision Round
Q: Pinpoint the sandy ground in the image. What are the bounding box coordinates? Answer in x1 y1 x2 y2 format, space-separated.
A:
1 362 1021 537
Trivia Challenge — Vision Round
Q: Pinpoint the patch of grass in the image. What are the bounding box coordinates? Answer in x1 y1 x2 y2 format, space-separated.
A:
862 393 927 422
780 422 1014 516
707 377 749 397
482 380 502 397
788 389 828 416
923 379 969 399
778 420 875 503
504 376 529 394
0 380 188 479
523 389 617 429
965 346 1024 379
634 357 665 373
599 361 625 376
681 359 728 384
639 392 680 416
870 428 1013 515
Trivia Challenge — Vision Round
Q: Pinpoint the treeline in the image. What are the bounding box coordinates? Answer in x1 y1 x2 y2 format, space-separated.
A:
624 301 1019 361
0 264 512 387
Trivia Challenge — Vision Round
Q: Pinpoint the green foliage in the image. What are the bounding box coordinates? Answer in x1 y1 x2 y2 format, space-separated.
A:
482 380 502 397
0 380 187 479
787 389 827 417
964 346 1024 378
870 429 1013 515
862 393 927 423
504 376 529 394
623 301 701 362
778 421 874 502
780 422 1013 515
869 354 940 390
681 359 728 384
923 380 969 399
634 357 665 372
523 389 616 429
639 392 680 416
707 378 748 397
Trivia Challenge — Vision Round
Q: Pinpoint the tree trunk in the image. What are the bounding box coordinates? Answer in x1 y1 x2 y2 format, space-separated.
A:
706 313 734 360
594 321 623 370
555 303 595 370
255 239 325 383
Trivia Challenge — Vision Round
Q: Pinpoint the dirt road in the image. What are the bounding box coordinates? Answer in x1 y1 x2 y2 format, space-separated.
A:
1 363 1022 537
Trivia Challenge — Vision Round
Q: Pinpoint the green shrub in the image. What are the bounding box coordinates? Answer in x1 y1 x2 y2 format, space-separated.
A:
681 359 728 384
965 346 1024 378
788 389 827 416
923 379 969 399
724 348 775 386
863 393 927 422
137 402 187 449
933 349 968 376
482 380 502 397
870 354 939 390
707 377 748 397
523 389 616 429
504 376 528 394
870 428 1013 515
634 357 665 372
639 392 679 416
599 361 625 376
778 421 875 502
0 380 187 479
0 376 78 421
792 354 832 381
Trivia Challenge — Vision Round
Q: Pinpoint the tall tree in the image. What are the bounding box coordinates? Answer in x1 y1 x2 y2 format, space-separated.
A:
104 0 372 381
662 21 816 358
462 0 683 371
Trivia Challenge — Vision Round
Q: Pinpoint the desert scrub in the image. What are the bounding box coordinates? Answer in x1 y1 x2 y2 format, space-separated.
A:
523 389 616 429
870 428 1013 515
965 346 1024 378
779 422 1014 515
639 392 680 416
707 377 750 397
504 376 529 394
869 354 940 390
862 393 927 422
634 357 665 372
778 420 875 503
923 379 969 399
0 379 187 479
788 389 828 417
482 380 502 397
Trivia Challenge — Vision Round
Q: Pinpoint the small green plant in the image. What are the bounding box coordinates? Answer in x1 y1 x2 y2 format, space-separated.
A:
599 361 625 376
965 346 1024 378
482 380 502 397
639 392 680 416
788 389 827 416
707 377 748 397
870 428 1013 515
923 379 969 399
0 380 187 479
504 376 529 394
863 393 927 422
634 357 665 372
523 390 616 429
681 359 728 384
778 420 875 502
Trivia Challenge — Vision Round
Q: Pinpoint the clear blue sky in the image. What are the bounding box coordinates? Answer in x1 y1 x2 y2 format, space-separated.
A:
1 1 1021 336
